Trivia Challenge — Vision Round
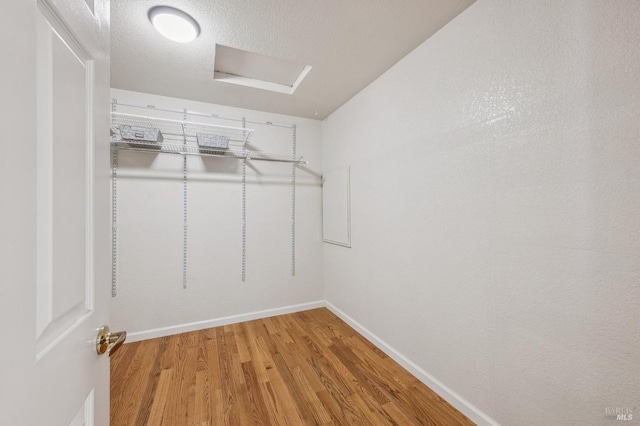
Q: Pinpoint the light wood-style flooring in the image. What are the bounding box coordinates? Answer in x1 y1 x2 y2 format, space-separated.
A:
110 308 474 425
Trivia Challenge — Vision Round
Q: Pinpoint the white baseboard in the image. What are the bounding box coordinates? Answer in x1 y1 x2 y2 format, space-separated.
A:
126 300 325 343
325 301 500 426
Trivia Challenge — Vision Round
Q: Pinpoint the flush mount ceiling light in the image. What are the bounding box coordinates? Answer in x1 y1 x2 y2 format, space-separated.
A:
148 6 200 43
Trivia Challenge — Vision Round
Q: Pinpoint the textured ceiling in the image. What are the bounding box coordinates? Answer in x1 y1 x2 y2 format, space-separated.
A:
111 0 475 119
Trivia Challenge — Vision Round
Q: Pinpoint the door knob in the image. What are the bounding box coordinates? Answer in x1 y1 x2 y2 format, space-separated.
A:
96 325 127 356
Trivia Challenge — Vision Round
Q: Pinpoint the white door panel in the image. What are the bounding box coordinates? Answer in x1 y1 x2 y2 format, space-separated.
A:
36 5 93 355
1 0 111 425
50 25 89 321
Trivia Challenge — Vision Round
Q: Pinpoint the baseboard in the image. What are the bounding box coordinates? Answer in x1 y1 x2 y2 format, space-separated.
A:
126 300 325 343
325 301 500 426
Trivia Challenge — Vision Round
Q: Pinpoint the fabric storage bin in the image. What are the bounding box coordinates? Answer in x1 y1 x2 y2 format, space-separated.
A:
119 125 163 149
197 133 230 150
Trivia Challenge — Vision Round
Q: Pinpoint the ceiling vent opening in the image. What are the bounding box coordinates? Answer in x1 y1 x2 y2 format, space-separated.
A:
213 44 312 95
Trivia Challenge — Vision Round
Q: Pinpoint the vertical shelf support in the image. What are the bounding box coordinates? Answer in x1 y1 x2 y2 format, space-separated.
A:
182 109 188 289
290 124 296 276
241 117 247 282
111 99 118 297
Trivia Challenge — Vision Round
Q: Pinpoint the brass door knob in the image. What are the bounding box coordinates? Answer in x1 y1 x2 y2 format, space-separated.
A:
96 325 127 356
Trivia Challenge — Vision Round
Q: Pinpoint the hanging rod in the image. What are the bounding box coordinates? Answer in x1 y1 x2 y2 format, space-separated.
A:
110 141 308 165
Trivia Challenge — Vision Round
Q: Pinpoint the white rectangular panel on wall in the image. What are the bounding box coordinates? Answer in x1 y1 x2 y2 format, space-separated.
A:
322 166 350 247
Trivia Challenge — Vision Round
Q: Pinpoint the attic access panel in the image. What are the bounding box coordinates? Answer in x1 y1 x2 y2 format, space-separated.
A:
213 44 312 95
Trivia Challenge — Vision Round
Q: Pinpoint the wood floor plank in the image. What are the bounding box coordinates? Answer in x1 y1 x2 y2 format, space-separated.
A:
232 322 252 363
265 353 306 425
146 368 172 425
307 354 378 425
241 360 272 426
178 341 198 426
211 387 224 426
272 350 329 425
159 334 188 425
285 341 326 393
216 327 239 425
329 338 390 406
132 337 170 426
203 328 221 404
259 379 290 425
110 338 162 426
109 338 134 373
382 401 416 426
243 320 274 384
111 308 475 426
315 389 351 426
348 391 395 425
193 370 209 425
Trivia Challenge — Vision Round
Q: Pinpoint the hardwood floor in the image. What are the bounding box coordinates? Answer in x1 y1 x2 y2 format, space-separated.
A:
110 308 474 425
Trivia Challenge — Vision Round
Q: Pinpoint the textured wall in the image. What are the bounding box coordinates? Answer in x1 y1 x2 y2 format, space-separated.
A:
110 89 324 336
322 1 640 424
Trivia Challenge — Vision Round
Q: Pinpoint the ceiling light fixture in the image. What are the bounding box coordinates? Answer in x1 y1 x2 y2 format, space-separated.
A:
148 6 200 43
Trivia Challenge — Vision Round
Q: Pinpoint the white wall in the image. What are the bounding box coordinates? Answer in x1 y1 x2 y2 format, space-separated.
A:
323 1 640 425
110 89 324 339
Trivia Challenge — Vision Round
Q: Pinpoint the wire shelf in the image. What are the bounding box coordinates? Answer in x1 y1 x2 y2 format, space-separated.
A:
110 113 307 164
111 112 252 146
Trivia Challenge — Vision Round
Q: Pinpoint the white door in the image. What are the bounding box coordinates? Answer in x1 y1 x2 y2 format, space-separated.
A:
0 0 112 425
